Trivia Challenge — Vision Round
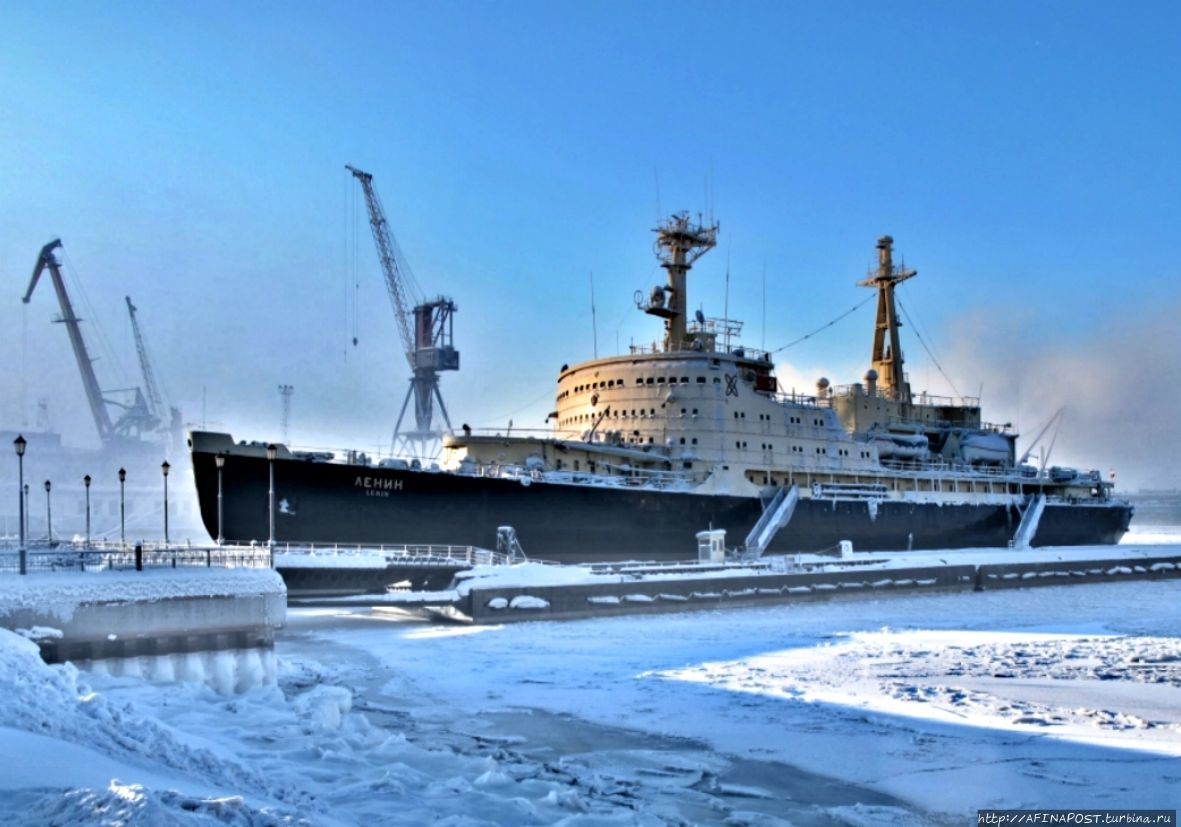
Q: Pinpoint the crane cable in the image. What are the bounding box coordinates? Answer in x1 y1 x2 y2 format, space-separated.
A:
345 173 361 350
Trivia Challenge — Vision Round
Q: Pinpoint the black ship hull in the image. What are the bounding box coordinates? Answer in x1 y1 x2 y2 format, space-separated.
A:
190 447 1133 562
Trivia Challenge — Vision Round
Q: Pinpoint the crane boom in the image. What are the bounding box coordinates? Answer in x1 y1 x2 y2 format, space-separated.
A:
126 296 164 419
346 164 417 366
23 240 115 441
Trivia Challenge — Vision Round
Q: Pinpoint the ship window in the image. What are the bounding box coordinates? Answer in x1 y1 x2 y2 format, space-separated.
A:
657 377 665 384
681 377 689 383
680 437 686 444
691 438 698 445
713 377 721 384
697 377 706 384
693 408 698 415
683 461 692 470
646 377 654 385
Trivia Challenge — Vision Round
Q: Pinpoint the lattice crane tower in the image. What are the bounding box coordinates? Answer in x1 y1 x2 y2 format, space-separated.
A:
346 165 459 459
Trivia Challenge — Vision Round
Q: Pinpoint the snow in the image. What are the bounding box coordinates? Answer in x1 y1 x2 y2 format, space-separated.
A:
0 527 1177 824
0 568 285 619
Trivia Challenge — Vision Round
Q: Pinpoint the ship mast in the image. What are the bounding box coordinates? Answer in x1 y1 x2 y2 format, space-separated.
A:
648 213 718 352
857 235 915 403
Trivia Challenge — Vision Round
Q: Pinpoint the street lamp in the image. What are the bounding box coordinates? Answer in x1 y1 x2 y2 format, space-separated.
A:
23 484 29 543
43 480 52 544
161 460 170 546
266 444 277 561
118 467 126 548
14 435 26 576
215 453 225 546
83 475 91 548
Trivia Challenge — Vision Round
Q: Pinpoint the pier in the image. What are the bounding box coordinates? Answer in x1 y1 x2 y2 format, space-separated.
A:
318 544 1181 623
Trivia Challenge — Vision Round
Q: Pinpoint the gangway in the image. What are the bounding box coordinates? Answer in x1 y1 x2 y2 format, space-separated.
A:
743 485 799 559
1011 493 1047 549
496 526 528 563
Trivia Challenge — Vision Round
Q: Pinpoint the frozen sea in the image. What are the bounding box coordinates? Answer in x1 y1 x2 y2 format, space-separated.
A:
0 526 1179 825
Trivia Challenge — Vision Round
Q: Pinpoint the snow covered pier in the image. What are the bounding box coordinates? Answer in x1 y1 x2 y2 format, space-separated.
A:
0 562 286 665
363 545 1181 623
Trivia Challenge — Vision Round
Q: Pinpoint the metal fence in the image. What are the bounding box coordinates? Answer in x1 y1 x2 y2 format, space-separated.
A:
0 543 273 575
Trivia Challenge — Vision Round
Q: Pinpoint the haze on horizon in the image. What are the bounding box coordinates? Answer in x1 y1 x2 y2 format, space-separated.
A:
2 1 1179 492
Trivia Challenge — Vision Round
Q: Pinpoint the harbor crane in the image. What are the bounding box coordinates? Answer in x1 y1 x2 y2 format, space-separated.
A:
23 239 160 445
126 295 182 450
347 165 459 459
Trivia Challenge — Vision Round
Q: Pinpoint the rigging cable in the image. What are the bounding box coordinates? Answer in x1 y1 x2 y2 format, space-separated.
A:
770 294 874 354
896 296 963 399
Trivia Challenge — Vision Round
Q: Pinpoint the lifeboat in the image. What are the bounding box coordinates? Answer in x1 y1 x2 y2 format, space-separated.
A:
959 432 1010 465
872 432 929 460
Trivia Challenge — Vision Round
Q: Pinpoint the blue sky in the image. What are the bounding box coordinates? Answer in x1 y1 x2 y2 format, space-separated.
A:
2 1 1179 489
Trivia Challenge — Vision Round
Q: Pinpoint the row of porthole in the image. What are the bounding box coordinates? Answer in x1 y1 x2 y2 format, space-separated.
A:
737 444 875 458
560 374 722 400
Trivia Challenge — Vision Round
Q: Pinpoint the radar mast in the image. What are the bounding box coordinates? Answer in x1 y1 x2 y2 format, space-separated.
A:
857 235 915 403
647 213 718 352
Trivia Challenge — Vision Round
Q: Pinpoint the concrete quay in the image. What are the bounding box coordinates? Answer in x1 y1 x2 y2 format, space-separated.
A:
0 568 286 664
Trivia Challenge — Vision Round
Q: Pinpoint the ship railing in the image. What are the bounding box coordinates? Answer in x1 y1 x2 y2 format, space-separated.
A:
271 542 514 567
827 383 982 409
493 463 698 491
879 457 1031 480
626 336 773 364
877 458 1109 490
770 389 826 408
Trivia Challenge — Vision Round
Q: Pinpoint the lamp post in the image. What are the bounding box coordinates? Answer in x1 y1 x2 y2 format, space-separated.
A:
83 475 91 548
43 480 52 544
14 435 26 575
215 453 225 546
161 460 170 546
266 444 277 564
118 467 126 548
23 484 29 543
